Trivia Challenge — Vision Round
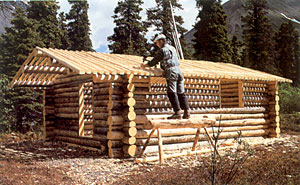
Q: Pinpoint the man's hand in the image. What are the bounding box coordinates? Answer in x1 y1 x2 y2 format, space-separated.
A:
140 63 149 68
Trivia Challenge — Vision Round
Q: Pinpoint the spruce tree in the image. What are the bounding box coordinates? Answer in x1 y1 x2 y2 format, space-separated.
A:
108 0 148 56
231 35 242 65
193 0 232 63
66 0 93 51
275 21 299 85
242 0 276 73
27 1 63 48
58 12 71 50
147 0 192 59
0 7 43 132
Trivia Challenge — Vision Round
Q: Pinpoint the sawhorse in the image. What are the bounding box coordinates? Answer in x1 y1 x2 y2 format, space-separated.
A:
137 118 219 164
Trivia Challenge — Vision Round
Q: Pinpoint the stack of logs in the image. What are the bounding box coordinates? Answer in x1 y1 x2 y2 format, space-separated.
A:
134 107 270 155
48 74 105 151
243 81 269 107
93 81 124 156
220 80 240 108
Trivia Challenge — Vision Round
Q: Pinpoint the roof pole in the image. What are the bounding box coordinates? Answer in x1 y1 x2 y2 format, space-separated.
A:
169 1 184 60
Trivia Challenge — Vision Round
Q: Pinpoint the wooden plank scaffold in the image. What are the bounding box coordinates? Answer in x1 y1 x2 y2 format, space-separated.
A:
136 116 218 164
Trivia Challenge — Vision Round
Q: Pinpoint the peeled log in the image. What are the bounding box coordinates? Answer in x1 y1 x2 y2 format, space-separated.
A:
107 116 124 125
109 148 123 158
122 137 136 145
136 125 269 139
108 140 122 148
123 145 137 157
55 136 105 150
137 130 268 154
107 131 124 140
146 118 215 129
123 127 137 137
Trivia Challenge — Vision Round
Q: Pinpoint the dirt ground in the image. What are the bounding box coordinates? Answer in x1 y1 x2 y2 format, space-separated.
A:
0 133 300 185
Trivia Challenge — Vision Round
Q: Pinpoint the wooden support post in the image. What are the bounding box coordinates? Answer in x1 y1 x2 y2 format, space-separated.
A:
42 90 46 140
238 80 244 108
204 127 220 156
192 127 201 151
138 129 156 158
79 83 84 136
157 128 164 164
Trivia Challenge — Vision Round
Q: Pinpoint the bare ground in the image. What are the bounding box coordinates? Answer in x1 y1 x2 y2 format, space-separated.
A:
0 133 300 185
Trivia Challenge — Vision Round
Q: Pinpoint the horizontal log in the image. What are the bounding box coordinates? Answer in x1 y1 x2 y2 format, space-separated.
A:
138 130 268 154
146 118 215 129
123 127 137 137
107 131 124 140
56 113 78 119
221 84 238 89
123 145 137 157
93 95 122 101
53 74 93 85
55 136 105 150
54 97 78 104
136 125 269 139
94 126 123 134
56 107 78 113
53 86 79 94
55 102 78 107
109 148 123 158
136 125 269 145
108 140 122 148
122 137 136 145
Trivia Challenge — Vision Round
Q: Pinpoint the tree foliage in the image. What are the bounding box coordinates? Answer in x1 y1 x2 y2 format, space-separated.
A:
27 1 65 48
0 7 43 133
193 0 232 63
66 0 93 51
147 0 192 59
275 21 300 86
242 0 276 73
108 0 148 56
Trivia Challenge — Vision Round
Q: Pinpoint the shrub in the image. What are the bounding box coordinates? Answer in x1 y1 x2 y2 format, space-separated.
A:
279 83 300 114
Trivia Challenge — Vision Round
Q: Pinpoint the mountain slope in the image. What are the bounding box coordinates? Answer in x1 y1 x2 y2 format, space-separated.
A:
185 0 300 44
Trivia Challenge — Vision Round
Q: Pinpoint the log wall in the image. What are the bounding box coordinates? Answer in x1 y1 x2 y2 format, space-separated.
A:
43 74 280 158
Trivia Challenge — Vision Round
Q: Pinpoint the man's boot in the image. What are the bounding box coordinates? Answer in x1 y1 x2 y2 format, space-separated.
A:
183 109 190 119
167 92 181 119
167 110 182 119
178 93 190 119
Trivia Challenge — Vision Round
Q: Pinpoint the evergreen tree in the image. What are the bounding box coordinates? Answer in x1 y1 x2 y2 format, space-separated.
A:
66 0 93 51
0 7 43 76
58 12 71 50
242 0 276 73
27 1 64 48
193 0 232 63
108 0 148 56
275 21 300 85
147 0 192 59
231 35 242 65
0 7 43 133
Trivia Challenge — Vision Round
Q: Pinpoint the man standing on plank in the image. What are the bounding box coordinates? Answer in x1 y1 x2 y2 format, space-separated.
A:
141 34 190 119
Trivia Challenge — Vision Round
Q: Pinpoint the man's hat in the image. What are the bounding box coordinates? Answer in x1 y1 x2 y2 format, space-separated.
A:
154 34 166 42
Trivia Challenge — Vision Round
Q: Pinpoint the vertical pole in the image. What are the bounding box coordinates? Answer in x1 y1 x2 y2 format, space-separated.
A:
79 83 85 136
238 80 244 108
169 1 184 60
42 90 46 140
157 128 164 164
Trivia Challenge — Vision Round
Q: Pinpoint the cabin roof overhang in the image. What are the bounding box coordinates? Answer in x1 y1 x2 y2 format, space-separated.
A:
9 47 292 88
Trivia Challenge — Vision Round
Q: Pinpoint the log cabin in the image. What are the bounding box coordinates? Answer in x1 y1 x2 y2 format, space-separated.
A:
9 47 291 158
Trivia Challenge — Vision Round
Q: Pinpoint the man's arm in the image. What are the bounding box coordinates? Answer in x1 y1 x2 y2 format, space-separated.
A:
147 49 164 67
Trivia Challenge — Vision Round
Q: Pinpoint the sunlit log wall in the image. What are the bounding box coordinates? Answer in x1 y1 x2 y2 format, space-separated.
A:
43 74 280 158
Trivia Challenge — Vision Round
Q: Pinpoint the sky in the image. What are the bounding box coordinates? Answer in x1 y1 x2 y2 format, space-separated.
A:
58 0 229 52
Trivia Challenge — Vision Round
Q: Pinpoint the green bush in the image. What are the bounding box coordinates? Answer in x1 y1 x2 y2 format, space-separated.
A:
279 83 300 114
